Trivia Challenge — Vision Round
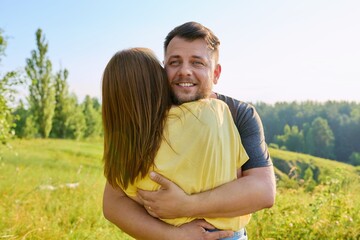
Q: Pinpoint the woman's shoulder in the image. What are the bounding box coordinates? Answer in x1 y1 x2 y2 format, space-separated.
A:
180 98 229 113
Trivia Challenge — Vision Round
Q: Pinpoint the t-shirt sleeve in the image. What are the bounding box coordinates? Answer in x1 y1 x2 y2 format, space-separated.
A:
217 93 272 170
237 105 272 170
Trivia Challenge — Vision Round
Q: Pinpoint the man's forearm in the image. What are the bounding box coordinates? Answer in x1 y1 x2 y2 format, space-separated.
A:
187 166 276 218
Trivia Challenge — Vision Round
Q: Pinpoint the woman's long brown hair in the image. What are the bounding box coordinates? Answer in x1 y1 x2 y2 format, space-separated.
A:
102 48 172 189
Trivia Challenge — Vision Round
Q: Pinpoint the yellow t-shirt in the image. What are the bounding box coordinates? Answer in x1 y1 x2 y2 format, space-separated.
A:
123 99 250 231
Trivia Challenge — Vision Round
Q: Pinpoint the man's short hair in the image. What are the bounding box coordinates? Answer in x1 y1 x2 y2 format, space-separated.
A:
164 21 220 63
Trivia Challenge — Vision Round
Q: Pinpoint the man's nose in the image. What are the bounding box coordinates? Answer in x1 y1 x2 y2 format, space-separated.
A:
178 63 191 77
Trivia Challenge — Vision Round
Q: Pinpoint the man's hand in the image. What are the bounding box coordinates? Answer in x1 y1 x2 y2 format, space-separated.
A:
137 172 191 218
177 220 234 240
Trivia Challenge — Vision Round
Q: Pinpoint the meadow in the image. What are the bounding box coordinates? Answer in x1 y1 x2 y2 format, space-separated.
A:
0 139 130 239
1 139 359 239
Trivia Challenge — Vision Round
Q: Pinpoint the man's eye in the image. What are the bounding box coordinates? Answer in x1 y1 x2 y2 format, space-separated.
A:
169 61 180 66
193 61 204 66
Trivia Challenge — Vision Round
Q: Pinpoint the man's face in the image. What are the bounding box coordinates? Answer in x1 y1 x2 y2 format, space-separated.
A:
164 37 221 104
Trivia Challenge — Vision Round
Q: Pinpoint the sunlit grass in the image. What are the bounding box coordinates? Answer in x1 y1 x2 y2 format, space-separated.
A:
1 139 359 239
247 149 360 239
0 139 130 239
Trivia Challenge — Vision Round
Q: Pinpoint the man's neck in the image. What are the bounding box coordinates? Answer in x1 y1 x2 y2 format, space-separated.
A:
210 92 218 99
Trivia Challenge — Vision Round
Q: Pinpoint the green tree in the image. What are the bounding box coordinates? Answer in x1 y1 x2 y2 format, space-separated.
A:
303 122 314 154
50 68 72 138
307 117 335 159
66 94 86 140
275 124 304 152
0 29 5 55
0 29 22 144
256 101 360 163
349 152 360 166
13 100 32 138
25 29 55 138
82 95 102 138
0 72 17 144
91 97 101 111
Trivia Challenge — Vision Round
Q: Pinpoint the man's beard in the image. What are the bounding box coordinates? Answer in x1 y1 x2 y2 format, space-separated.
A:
170 91 207 105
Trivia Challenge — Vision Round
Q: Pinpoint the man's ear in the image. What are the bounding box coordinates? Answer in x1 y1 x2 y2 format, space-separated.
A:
213 64 222 84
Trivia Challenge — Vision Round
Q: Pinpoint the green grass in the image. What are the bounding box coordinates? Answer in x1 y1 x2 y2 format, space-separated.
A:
0 139 131 240
247 148 360 239
1 140 359 239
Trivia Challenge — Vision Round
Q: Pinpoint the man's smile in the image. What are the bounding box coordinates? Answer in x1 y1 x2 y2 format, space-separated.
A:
177 83 196 87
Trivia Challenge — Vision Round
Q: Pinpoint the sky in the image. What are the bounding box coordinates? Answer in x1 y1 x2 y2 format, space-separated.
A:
1 0 360 104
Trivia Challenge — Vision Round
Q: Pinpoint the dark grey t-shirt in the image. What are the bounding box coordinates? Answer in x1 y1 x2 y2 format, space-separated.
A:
216 93 272 170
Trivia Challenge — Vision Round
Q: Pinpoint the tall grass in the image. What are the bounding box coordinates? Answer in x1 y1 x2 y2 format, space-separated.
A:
1 139 359 239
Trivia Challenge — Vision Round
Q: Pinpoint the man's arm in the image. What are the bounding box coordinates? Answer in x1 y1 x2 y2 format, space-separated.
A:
189 166 276 218
103 181 235 240
138 166 275 219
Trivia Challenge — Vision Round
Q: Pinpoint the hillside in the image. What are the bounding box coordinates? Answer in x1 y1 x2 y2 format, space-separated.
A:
269 148 359 185
246 148 360 239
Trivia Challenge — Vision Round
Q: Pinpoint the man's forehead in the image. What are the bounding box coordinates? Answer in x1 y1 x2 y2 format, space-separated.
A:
166 37 209 54
166 54 206 59
166 46 211 62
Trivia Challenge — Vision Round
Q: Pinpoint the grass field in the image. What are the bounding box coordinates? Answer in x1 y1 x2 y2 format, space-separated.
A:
0 139 131 239
1 139 359 239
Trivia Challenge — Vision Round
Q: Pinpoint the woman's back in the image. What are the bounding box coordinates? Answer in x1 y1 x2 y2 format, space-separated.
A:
124 98 250 231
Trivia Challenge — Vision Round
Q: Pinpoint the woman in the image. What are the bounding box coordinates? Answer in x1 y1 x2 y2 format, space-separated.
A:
102 48 249 238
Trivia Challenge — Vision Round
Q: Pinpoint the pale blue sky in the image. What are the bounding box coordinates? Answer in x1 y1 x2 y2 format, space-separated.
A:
1 0 360 103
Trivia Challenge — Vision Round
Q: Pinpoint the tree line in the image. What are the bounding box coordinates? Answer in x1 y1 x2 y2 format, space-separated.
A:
1 28 359 166
255 101 360 166
1 28 102 143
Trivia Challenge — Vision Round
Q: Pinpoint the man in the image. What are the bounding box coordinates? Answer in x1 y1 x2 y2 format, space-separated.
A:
103 22 276 240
